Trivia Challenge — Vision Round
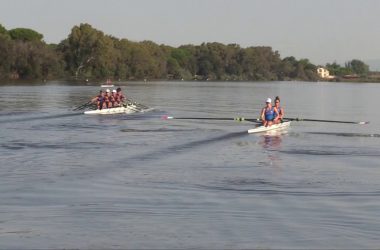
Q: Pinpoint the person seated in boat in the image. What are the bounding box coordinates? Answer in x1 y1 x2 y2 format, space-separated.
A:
111 89 119 106
91 90 105 110
103 89 110 109
108 89 117 108
273 96 284 124
260 98 278 127
113 89 122 106
116 87 126 104
104 89 114 108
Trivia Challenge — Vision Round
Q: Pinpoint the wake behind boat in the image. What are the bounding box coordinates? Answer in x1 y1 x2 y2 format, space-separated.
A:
248 121 291 134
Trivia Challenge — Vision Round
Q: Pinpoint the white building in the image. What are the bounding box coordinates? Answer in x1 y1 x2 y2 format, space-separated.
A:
317 67 334 79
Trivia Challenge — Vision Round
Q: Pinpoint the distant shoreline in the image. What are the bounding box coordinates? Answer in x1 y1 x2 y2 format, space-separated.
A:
1 78 379 85
0 23 374 84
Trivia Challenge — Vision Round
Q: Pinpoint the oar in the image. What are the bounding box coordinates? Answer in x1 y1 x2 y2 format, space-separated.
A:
162 116 261 123
129 100 149 109
123 102 141 112
284 117 369 125
125 99 149 109
73 101 92 111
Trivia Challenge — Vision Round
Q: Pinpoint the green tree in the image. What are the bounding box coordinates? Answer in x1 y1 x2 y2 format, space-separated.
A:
0 34 13 79
176 45 197 78
166 56 181 78
325 62 342 76
140 40 167 79
8 28 43 42
113 38 134 79
127 42 155 79
224 44 243 79
240 47 279 80
278 57 297 80
345 59 369 76
1 23 336 82
59 23 118 79
0 24 8 35
9 40 63 80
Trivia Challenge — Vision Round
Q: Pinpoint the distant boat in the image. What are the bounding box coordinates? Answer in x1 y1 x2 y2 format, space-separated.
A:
101 79 114 88
100 84 114 88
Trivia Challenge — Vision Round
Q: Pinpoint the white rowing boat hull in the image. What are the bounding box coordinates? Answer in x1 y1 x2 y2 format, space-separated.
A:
84 105 139 115
248 121 291 134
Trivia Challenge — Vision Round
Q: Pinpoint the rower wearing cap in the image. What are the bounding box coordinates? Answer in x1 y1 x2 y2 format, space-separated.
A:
260 97 279 127
104 89 112 108
111 89 118 106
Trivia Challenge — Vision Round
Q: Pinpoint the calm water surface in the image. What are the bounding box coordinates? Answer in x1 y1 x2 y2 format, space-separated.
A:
0 81 379 249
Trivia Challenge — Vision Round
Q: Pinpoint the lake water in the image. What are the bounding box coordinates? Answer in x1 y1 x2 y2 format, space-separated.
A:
0 81 379 249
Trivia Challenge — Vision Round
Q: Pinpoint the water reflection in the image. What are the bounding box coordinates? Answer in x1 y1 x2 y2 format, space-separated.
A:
262 134 282 149
259 131 285 150
259 133 284 167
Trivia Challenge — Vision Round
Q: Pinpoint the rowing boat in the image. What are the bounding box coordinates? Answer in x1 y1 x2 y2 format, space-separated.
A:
100 84 114 88
84 105 139 115
248 121 291 134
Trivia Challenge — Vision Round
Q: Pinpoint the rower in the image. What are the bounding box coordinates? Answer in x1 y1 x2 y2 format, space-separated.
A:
91 90 105 110
111 89 118 106
273 96 285 124
260 98 278 127
91 90 104 109
116 87 126 104
104 89 113 108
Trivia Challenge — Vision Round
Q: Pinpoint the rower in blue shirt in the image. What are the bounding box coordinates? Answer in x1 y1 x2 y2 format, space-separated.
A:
260 98 279 127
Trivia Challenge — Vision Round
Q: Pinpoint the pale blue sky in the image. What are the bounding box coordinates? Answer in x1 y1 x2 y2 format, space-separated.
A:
1 0 380 69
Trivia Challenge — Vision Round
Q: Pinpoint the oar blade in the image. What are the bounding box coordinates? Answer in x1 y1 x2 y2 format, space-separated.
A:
358 121 370 125
162 115 173 120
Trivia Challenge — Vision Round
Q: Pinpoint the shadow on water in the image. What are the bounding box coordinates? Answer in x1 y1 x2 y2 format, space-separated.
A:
0 108 161 124
279 146 380 157
195 184 380 197
0 108 162 125
308 131 380 138
118 109 166 121
0 112 82 124
1 141 115 150
120 128 196 133
131 131 248 161
194 176 380 197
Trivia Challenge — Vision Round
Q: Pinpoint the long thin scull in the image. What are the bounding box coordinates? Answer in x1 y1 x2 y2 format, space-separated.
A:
248 121 291 134
84 105 140 115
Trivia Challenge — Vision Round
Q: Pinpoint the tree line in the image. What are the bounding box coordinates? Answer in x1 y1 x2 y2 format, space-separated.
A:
0 23 370 82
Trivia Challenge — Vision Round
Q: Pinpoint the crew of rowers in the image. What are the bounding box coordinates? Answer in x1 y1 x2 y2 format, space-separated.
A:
91 89 283 125
91 87 126 110
260 96 285 127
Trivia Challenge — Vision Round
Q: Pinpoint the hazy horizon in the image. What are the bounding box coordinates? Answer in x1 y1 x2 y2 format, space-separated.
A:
1 0 380 70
